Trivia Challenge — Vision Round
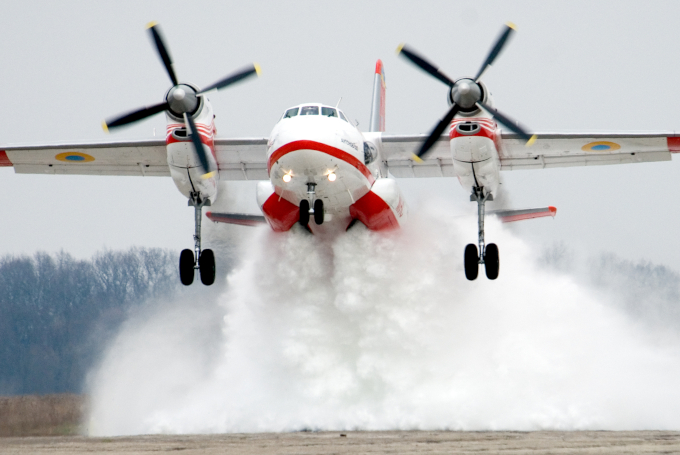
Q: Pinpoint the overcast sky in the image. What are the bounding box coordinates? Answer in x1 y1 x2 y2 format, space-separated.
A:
2 0 680 270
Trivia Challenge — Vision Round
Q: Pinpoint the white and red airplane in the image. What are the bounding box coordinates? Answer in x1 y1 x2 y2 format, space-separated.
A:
1 23 679 284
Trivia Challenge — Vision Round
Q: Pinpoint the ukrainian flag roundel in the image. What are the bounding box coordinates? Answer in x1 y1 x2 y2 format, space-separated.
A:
581 141 621 152
55 152 95 162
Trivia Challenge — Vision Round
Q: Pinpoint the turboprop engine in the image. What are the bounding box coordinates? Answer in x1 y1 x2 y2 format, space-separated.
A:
103 22 260 201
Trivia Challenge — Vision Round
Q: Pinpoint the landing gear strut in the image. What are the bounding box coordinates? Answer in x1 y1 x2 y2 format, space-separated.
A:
464 186 499 281
179 192 215 286
298 182 324 226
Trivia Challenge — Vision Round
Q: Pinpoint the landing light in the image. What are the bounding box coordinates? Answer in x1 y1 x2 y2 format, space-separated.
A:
327 172 337 182
282 173 292 183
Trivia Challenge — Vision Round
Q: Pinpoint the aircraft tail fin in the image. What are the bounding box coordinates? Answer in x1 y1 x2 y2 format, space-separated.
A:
368 60 386 132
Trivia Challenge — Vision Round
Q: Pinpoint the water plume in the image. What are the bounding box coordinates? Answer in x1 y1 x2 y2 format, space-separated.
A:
86 203 680 435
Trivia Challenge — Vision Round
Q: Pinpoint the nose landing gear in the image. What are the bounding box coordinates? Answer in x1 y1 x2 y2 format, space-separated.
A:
179 192 215 286
298 182 325 226
464 186 500 281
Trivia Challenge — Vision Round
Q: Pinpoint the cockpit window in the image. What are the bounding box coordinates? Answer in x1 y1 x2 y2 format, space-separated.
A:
283 107 299 118
300 106 319 116
338 111 348 122
321 107 338 117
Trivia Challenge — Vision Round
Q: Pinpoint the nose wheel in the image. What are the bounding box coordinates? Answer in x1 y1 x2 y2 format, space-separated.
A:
179 193 215 286
298 182 325 226
465 187 500 281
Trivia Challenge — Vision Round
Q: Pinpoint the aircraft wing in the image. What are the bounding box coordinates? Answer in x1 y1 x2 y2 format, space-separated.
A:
0 138 269 179
0 140 170 176
380 134 454 178
498 132 679 170
214 138 269 180
380 132 680 177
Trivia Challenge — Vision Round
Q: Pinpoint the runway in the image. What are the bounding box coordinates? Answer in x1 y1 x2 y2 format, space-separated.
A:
2 431 680 454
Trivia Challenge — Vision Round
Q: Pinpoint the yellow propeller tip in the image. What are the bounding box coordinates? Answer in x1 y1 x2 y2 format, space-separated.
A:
101 121 109 133
201 171 216 180
146 21 158 29
526 135 537 147
396 43 404 55
254 62 262 76
506 21 517 30
411 153 423 163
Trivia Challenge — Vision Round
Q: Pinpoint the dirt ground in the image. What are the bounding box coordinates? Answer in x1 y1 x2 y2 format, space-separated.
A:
0 394 84 437
1 431 680 454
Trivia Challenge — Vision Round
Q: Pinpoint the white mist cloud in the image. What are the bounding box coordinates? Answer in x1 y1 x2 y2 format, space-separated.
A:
86 206 680 435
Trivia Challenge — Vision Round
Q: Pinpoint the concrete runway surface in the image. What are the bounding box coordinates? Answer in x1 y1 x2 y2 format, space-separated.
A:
2 431 680 454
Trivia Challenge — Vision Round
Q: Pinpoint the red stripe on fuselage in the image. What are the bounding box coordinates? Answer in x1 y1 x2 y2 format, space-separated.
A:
268 140 374 184
0 151 12 167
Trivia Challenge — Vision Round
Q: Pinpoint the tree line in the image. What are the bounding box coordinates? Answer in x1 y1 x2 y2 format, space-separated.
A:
0 248 184 395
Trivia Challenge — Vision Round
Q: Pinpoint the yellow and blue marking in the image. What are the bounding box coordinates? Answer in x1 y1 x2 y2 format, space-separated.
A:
582 141 621 152
55 152 95 162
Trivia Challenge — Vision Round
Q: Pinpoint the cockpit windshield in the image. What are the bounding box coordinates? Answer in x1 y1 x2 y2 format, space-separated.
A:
283 107 299 118
321 107 338 117
300 106 319 116
280 105 350 123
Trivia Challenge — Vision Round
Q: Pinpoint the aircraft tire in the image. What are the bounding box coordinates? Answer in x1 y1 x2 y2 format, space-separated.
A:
313 199 324 225
484 243 499 280
199 249 216 286
464 244 479 281
299 200 310 226
179 249 195 286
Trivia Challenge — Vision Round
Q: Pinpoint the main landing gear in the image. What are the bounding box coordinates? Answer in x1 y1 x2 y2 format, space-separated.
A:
179 192 215 286
299 182 325 226
464 186 499 281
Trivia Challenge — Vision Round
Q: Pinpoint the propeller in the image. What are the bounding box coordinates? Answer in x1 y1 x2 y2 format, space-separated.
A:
103 22 260 177
397 22 535 161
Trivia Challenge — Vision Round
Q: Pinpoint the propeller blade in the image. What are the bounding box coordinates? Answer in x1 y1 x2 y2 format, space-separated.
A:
184 113 215 177
147 22 178 86
103 101 169 131
198 63 261 94
477 101 536 145
474 22 516 82
396 44 455 87
414 104 461 161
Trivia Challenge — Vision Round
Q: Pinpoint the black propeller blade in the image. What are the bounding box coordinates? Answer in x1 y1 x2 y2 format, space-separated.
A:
396 44 455 87
398 22 535 160
477 101 536 144
147 22 178 86
103 101 169 131
474 22 516 82
414 104 460 161
184 113 215 177
199 64 261 94
103 22 260 134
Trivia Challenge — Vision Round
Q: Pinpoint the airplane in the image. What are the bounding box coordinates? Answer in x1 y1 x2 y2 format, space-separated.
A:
0 23 678 285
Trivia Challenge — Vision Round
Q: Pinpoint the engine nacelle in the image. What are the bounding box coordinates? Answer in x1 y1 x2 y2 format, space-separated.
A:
166 96 218 202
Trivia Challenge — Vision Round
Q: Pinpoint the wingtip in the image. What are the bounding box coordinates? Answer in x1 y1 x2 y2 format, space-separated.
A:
548 206 557 217
254 62 261 76
506 21 517 30
526 134 537 147
411 153 423 163
101 121 109 133
146 21 158 29
396 43 404 55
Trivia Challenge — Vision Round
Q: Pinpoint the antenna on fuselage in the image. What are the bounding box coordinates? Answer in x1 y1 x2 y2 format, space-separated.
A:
335 97 343 108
